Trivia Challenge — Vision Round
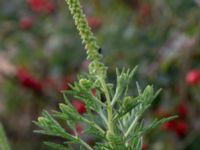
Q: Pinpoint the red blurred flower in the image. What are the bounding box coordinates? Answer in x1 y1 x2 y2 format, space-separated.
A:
163 118 188 138
27 0 55 14
27 0 47 13
72 100 86 115
20 17 33 30
162 120 177 131
177 103 188 119
175 121 188 138
87 16 102 30
16 67 43 92
186 69 200 85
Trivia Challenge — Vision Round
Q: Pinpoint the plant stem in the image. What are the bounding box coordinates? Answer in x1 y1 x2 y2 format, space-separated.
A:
99 78 114 135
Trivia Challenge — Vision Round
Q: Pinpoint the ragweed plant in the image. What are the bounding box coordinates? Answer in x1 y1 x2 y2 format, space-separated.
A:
34 0 176 149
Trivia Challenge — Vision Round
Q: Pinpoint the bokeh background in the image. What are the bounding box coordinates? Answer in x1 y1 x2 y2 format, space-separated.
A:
0 0 200 149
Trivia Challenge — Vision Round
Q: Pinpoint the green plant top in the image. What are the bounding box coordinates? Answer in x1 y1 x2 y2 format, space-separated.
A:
34 0 176 150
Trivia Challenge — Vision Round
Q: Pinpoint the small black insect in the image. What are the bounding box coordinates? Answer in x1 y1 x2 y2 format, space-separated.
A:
98 48 102 54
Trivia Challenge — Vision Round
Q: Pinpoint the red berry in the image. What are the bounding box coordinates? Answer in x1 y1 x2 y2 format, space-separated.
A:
20 17 33 30
177 103 188 119
72 100 86 114
87 16 102 30
186 70 200 85
175 121 188 137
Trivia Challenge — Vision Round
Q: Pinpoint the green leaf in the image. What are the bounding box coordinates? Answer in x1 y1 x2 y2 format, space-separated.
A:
114 96 141 120
34 111 76 141
143 116 178 134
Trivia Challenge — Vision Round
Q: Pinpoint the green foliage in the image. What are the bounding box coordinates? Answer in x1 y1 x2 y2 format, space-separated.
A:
34 0 176 149
0 123 11 150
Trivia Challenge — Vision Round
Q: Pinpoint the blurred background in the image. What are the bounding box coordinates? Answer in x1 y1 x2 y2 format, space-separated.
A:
0 0 200 149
